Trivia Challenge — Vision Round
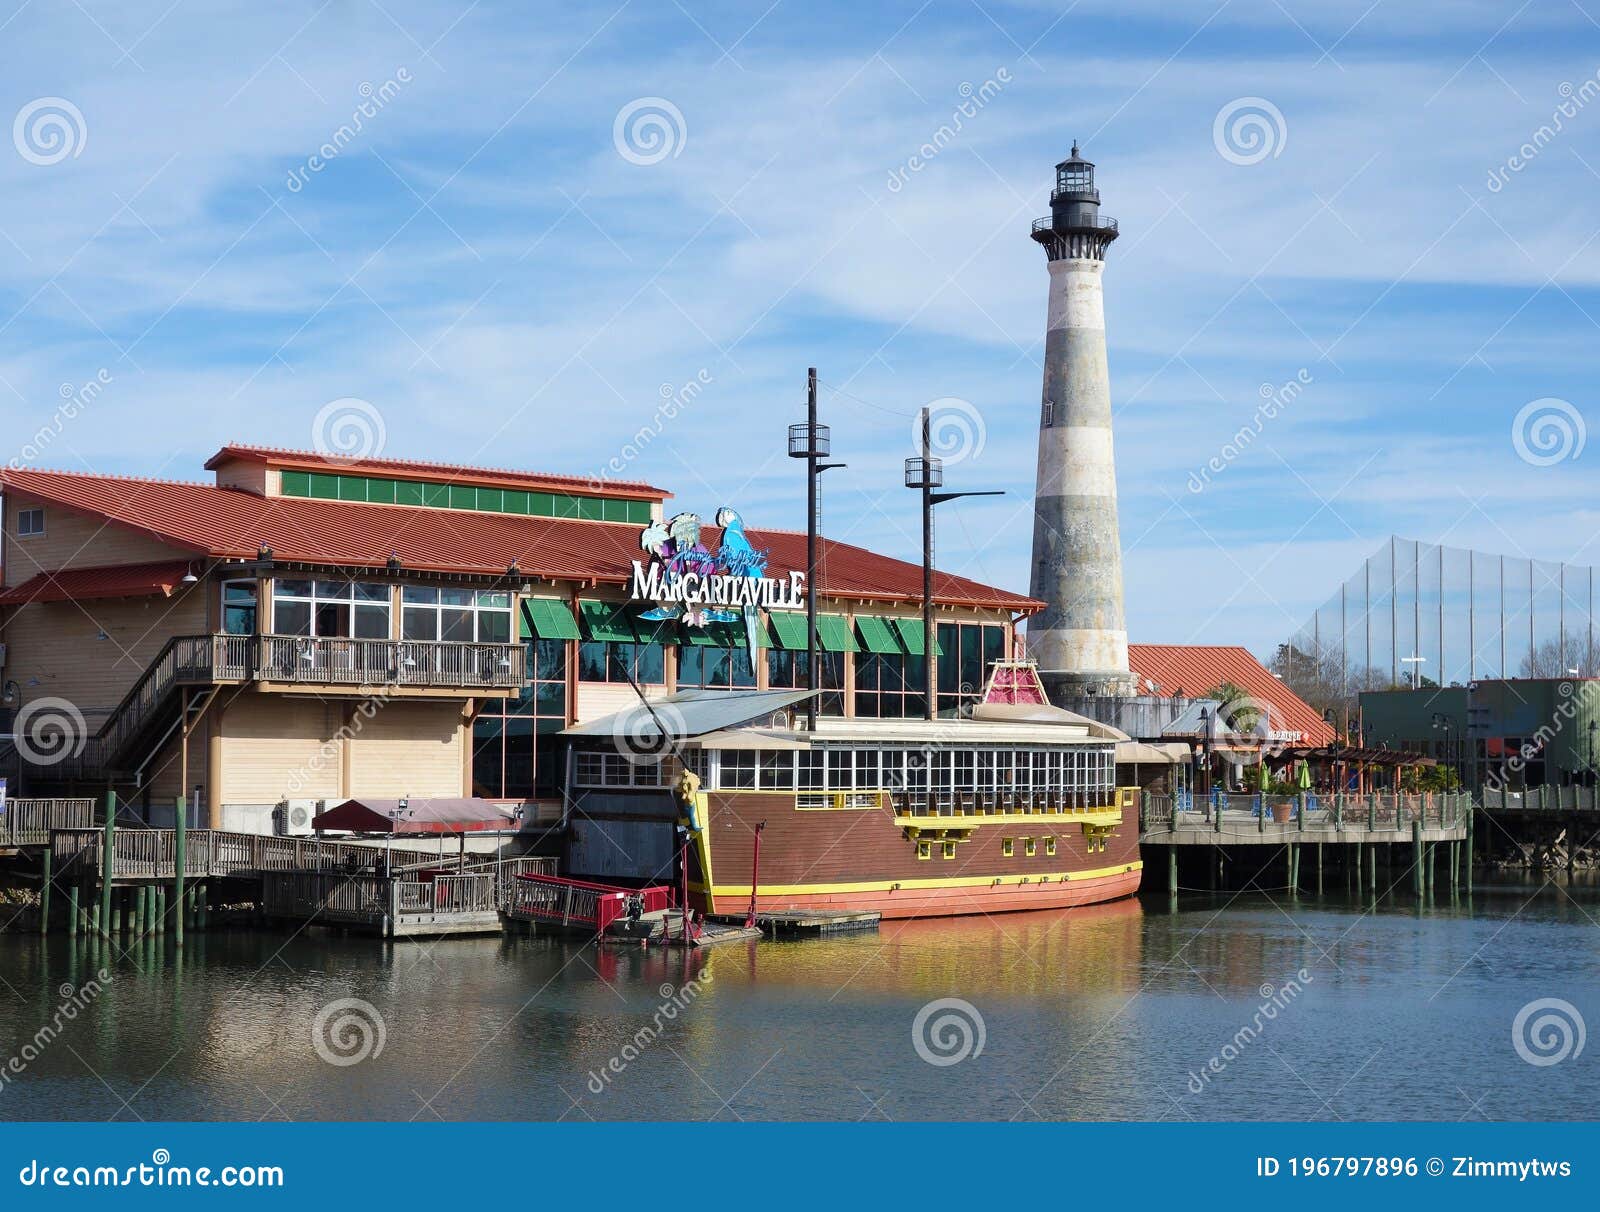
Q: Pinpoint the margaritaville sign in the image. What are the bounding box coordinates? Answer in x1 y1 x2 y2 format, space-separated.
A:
629 509 805 629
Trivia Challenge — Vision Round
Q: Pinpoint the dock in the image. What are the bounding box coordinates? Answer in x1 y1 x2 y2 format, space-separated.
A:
1139 790 1472 896
719 909 882 938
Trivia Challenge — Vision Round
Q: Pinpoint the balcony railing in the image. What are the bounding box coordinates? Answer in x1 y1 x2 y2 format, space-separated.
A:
1032 214 1119 235
254 635 523 689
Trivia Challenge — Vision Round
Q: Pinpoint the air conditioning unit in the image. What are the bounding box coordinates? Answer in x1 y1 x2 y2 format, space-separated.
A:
274 799 323 837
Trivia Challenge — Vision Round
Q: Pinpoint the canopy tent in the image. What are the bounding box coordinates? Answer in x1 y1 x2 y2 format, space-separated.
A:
971 700 1130 741
312 797 517 835
1114 741 1190 764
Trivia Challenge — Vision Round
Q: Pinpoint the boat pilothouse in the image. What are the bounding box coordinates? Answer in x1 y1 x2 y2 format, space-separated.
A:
561 662 1143 919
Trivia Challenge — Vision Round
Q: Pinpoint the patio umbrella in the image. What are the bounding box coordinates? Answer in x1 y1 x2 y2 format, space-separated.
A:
1255 760 1271 792
1297 760 1313 791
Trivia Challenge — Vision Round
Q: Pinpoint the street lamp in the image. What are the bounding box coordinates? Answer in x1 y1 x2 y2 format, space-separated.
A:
788 368 846 731
904 406 1003 721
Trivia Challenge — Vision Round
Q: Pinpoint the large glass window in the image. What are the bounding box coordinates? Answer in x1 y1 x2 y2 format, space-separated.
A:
273 580 391 638
767 648 844 715
679 642 757 689
402 587 512 644
936 621 1007 717
222 580 258 635
854 651 927 718
473 636 570 800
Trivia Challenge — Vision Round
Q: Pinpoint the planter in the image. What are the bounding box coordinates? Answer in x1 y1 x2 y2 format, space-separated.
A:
1270 802 1293 824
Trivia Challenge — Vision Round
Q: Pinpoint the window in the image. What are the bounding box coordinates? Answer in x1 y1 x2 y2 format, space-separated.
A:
1024 837 1036 857
1001 837 1014 857
679 641 757 689
15 508 43 537
401 587 511 644
767 647 844 716
474 636 570 800
935 621 1007 717
273 580 391 638
941 841 957 860
854 651 927 718
576 603 666 685
222 580 258 635
916 840 931 861
1044 836 1056 856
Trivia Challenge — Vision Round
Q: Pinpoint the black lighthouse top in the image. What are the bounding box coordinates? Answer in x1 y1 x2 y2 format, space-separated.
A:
1031 142 1119 262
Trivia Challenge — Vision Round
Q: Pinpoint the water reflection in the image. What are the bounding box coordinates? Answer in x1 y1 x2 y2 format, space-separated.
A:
0 879 1595 1122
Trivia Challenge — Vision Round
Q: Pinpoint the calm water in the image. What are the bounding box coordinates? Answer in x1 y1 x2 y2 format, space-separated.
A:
1 878 1595 1121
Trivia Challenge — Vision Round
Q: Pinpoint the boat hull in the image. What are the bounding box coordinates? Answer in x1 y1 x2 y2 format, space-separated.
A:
690 790 1142 920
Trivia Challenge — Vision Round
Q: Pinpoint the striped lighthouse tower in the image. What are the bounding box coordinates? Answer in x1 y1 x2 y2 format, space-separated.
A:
1026 143 1135 699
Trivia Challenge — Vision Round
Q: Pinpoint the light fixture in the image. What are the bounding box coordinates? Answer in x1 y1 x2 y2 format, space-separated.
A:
96 630 109 641
181 565 199 583
403 653 417 668
498 655 512 669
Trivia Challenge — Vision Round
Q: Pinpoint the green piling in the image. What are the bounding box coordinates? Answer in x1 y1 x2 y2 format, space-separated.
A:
173 796 186 949
100 789 116 937
1168 847 1177 897
1412 818 1423 897
154 886 165 935
1464 804 1474 894
39 849 52 934
67 884 79 937
1317 842 1324 895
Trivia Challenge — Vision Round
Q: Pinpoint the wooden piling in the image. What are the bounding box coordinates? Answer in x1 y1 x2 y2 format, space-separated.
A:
1168 847 1177 897
39 849 52 934
197 883 209 932
67 884 79 937
154 886 166 934
1317 843 1324 895
1464 805 1474 895
173 796 186 948
100 789 116 937
1412 819 1423 896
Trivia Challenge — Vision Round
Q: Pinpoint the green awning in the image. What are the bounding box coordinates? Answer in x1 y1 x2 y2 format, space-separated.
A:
893 616 944 657
577 600 637 643
766 611 809 651
521 598 580 641
815 613 859 653
855 615 904 655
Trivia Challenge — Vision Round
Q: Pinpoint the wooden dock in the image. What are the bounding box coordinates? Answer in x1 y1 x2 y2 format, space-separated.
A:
716 909 882 938
1140 791 1473 897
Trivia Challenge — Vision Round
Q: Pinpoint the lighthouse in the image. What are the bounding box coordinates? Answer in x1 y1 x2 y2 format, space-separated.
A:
1026 143 1135 699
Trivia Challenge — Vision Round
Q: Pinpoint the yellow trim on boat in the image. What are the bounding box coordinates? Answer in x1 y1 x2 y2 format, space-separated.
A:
691 861 1142 899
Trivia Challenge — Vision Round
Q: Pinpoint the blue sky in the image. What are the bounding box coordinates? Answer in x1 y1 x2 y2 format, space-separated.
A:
1 0 1597 659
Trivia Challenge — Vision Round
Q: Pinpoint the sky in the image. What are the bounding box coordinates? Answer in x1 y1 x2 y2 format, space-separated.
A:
1 0 1597 660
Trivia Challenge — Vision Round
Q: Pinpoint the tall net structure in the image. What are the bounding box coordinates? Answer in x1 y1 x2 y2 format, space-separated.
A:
1279 537 1600 711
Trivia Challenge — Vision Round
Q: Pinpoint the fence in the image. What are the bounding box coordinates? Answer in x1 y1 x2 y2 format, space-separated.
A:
0 798 94 847
504 873 671 933
1141 791 1473 834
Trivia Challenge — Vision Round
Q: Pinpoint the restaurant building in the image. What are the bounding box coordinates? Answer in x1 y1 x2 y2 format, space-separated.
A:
0 446 1037 831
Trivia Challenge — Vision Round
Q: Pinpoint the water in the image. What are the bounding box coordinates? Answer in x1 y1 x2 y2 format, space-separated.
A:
0 878 1595 1121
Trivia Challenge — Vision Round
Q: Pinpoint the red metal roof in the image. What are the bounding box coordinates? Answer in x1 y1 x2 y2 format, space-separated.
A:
0 468 1040 612
206 444 669 501
1127 643 1336 746
0 560 195 606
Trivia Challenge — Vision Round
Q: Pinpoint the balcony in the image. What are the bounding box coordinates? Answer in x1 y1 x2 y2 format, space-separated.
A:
1031 214 1118 235
252 635 524 691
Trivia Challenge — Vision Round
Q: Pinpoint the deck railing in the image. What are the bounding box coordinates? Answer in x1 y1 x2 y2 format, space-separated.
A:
0 798 94 847
504 873 670 933
1142 791 1474 833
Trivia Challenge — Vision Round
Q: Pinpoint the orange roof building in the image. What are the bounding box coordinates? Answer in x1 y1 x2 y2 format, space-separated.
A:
1128 643 1336 746
0 445 1041 828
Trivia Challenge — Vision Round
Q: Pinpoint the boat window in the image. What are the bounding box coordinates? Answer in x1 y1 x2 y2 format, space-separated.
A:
1001 837 1013 857
941 841 956 860
855 749 880 790
917 840 931 860
797 750 824 791
760 750 795 790
722 750 757 789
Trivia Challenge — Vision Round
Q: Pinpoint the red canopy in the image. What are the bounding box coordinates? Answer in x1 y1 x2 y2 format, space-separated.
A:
312 797 516 835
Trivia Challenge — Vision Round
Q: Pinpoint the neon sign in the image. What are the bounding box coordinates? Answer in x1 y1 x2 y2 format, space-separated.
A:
630 509 805 648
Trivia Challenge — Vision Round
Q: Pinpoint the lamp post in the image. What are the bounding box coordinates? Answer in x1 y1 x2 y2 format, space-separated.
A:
788 368 846 731
904 406 1003 721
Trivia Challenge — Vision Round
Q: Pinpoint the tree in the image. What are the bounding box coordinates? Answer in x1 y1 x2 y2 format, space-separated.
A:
1518 636 1600 679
